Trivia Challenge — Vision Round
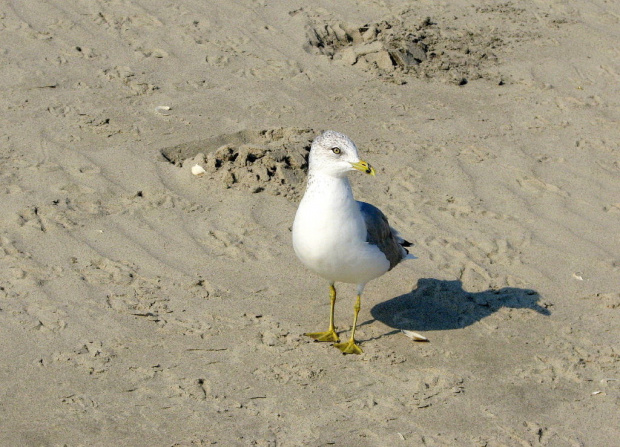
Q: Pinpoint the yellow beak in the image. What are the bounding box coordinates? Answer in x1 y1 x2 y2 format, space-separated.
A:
350 160 376 176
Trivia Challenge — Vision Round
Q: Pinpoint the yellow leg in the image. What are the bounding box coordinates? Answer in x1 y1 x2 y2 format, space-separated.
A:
305 284 340 343
334 294 363 355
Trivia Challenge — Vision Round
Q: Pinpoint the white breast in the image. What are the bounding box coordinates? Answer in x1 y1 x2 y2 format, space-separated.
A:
292 175 390 284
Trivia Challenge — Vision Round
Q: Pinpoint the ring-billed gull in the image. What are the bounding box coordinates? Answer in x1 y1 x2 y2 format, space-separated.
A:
292 130 415 354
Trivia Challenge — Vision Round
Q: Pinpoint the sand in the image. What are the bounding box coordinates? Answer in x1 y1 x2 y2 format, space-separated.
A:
1 0 618 445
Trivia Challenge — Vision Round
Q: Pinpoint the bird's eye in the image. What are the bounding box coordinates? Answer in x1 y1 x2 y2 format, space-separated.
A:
331 147 341 155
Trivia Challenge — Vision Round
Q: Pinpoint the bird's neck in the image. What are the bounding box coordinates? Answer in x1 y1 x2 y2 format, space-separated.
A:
304 172 354 206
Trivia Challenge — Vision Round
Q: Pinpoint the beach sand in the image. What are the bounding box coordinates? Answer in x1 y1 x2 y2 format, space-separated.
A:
1 1 618 445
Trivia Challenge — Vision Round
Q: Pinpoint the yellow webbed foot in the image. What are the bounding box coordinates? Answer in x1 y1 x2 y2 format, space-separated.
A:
305 328 340 343
334 339 363 355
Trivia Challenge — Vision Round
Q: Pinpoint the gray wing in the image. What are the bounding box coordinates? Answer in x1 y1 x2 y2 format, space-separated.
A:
358 201 412 270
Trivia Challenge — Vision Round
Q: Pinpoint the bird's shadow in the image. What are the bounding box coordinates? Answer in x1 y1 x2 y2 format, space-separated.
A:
370 278 549 333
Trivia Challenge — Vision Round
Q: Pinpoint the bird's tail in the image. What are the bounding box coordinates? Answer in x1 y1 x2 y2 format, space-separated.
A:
399 238 417 260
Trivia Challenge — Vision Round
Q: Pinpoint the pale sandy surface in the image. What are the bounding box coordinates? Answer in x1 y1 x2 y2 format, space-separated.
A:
1 1 619 446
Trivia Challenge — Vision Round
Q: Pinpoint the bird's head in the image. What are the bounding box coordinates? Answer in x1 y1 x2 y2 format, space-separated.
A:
309 130 376 178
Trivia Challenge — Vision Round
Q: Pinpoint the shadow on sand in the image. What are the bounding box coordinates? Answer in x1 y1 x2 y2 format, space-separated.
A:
370 278 549 333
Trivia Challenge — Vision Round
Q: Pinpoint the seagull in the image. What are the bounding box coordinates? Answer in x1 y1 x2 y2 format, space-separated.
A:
292 130 415 354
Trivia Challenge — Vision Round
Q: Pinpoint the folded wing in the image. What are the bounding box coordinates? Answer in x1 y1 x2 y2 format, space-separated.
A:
358 201 415 271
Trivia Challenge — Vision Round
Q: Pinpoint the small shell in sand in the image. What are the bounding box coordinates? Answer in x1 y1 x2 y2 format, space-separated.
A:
155 105 172 115
402 329 429 342
191 164 206 176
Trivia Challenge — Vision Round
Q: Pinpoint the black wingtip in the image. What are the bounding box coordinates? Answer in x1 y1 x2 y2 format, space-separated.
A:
401 239 413 247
